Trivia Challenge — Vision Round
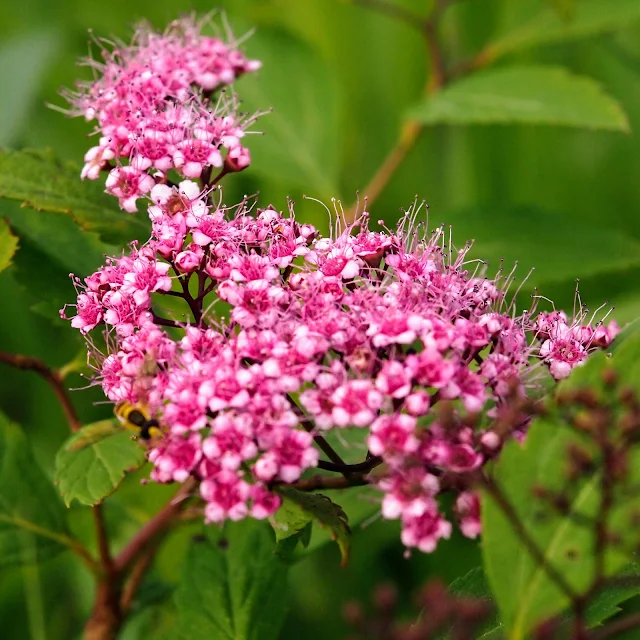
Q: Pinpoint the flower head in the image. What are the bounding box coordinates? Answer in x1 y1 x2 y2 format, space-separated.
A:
63 169 618 554
62 16 260 210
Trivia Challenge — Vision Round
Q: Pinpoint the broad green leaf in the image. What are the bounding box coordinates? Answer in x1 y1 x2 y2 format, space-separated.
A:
486 0 640 61
434 204 640 286
3 203 115 276
0 410 69 566
584 565 640 627
275 486 351 565
3 201 115 323
482 398 640 639
0 219 18 273
269 493 314 543
445 567 502 640
482 418 596 637
408 66 629 131
0 148 149 244
174 520 289 640
241 28 342 198
54 419 146 507
0 31 60 146
273 522 312 563
445 564 640 639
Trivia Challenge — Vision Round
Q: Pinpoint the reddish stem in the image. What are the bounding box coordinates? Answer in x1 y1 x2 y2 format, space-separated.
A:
0 351 81 431
114 478 196 574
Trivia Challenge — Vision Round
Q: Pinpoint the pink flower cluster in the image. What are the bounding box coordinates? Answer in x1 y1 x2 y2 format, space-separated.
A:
65 16 260 211
63 181 619 551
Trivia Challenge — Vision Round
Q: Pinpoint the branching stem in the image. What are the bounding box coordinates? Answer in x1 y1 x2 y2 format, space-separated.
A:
0 351 81 432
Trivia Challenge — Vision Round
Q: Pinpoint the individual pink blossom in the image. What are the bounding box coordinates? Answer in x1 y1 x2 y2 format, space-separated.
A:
203 413 258 470
375 361 412 398
401 508 453 553
105 166 155 212
539 337 588 380
368 414 420 464
148 433 202 483
329 380 384 427
249 484 282 519
455 491 481 539
406 349 456 389
253 429 318 483
201 470 251 523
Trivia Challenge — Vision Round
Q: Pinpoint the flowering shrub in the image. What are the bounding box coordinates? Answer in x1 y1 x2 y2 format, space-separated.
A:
3 5 640 640
60 18 619 555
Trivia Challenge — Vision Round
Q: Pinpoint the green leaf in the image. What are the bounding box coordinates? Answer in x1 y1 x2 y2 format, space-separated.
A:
546 0 575 22
174 520 289 640
435 204 640 286
241 28 342 198
584 565 640 627
0 31 60 146
610 317 640 353
2 199 117 322
482 418 595 637
274 486 351 565
487 0 640 61
273 522 312 563
481 398 640 639
3 202 115 276
54 419 147 507
0 148 149 245
408 66 629 131
0 410 69 566
268 488 314 562
0 218 18 274
445 567 503 640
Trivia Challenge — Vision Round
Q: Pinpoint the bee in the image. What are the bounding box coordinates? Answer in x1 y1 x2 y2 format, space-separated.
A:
114 401 163 440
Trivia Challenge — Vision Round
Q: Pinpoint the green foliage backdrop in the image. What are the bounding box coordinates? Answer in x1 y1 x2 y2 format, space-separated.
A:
1 0 640 638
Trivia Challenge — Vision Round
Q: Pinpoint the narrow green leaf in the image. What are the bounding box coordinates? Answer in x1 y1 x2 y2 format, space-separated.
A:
0 31 60 146
0 148 149 244
487 0 640 60
275 486 351 565
174 520 289 640
409 66 629 131
0 219 19 274
54 419 146 507
241 29 342 198
0 411 69 566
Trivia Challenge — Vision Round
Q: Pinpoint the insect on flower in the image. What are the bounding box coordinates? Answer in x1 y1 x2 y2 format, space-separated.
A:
115 401 164 440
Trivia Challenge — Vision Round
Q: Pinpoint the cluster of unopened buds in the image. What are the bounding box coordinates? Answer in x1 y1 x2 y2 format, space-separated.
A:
62 17 619 554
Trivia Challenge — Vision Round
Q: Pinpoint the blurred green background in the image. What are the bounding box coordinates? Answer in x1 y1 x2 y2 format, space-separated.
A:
1 0 640 638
